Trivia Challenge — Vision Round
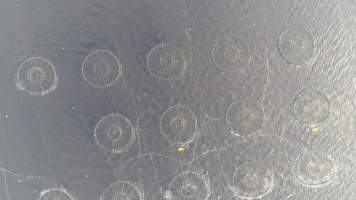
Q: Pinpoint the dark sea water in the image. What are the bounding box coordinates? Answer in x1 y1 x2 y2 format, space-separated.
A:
0 0 356 199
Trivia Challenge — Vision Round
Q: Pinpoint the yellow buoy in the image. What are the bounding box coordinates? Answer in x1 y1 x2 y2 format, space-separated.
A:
177 146 185 153
311 127 318 135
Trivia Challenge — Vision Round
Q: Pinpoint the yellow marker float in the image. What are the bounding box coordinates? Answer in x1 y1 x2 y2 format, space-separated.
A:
311 127 318 135
177 146 185 153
